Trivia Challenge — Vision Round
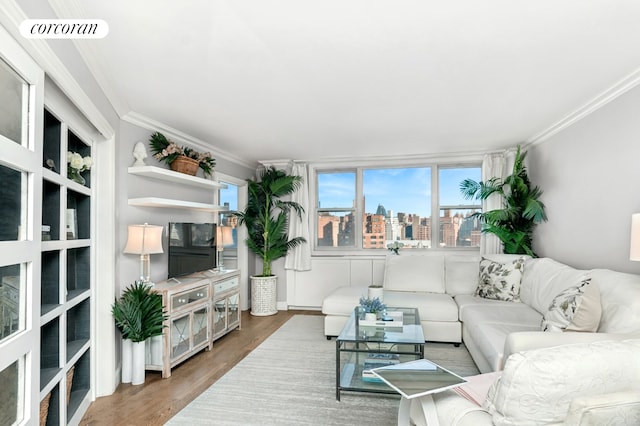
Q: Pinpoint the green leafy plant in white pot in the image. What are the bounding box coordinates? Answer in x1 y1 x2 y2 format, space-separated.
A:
233 166 306 316
112 281 166 385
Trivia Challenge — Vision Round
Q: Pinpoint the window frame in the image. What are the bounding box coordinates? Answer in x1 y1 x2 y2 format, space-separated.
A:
310 158 482 255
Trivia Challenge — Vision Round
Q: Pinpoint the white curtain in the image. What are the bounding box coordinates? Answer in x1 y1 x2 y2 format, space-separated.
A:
285 163 312 271
480 152 507 255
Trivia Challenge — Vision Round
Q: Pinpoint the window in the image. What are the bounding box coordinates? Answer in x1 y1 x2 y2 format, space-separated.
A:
316 171 356 248
314 164 481 252
218 180 239 270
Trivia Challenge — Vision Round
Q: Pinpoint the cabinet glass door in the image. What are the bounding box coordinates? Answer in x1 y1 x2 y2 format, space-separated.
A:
213 299 226 336
170 314 190 359
192 305 209 347
227 293 239 328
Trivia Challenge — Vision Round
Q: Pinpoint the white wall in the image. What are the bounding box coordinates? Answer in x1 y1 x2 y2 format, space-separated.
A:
528 84 640 274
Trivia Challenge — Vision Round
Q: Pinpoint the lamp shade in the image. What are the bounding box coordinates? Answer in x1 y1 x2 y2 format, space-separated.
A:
216 225 234 251
630 214 640 261
124 223 164 255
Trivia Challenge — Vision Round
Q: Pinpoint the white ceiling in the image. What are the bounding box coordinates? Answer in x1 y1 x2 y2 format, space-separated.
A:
67 1 640 164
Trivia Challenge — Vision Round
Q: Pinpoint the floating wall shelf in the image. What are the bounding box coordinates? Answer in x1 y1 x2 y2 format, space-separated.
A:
128 197 229 212
128 166 228 189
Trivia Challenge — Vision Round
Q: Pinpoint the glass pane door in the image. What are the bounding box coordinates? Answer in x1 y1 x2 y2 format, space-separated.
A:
0 59 28 146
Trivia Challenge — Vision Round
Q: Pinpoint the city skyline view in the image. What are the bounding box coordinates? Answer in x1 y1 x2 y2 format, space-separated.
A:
319 167 481 218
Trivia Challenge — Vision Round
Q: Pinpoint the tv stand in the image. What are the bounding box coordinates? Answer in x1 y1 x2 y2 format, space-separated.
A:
145 269 241 378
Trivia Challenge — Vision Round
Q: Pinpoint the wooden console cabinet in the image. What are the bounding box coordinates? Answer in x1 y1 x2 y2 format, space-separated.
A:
145 269 241 377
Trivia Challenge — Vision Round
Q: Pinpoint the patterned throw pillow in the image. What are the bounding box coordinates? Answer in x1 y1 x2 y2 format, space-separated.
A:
541 278 601 332
475 257 526 302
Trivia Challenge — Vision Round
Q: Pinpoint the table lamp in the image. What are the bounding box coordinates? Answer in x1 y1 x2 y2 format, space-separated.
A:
124 223 164 284
216 225 233 271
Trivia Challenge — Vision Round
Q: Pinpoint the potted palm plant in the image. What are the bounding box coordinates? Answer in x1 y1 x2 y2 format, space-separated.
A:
460 145 547 256
233 166 306 316
112 281 166 385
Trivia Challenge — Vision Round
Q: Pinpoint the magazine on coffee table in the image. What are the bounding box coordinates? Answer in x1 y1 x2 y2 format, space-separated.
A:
371 359 467 399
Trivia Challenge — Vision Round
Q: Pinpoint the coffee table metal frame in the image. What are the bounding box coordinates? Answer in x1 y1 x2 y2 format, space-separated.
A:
335 307 424 401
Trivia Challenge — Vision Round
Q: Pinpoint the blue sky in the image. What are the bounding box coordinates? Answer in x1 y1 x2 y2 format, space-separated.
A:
319 167 481 217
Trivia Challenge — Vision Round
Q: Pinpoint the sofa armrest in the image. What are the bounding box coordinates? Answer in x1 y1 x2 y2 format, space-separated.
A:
503 332 635 368
565 391 640 425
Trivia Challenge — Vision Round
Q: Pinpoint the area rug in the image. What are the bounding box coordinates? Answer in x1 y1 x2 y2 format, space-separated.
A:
167 315 479 426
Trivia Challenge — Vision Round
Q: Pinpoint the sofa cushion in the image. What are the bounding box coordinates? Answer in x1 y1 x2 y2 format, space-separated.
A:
475 256 526 302
466 321 541 373
384 290 458 322
458 301 542 326
383 254 445 293
483 339 640 426
321 285 367 316
590 269 640 333
519 258 590 315
445 255 480 296
541 278 602 332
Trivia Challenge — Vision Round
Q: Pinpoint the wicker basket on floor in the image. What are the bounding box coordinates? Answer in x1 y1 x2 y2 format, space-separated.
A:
40 392 51 425
170 155 199 176
66 366 75 405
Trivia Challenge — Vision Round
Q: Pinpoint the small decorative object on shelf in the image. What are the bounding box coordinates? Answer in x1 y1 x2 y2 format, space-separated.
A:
148 131 216 177
132 141 148 167
67 151 92 185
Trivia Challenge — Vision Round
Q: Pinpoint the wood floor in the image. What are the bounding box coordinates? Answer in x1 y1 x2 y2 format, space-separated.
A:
80 310 322 426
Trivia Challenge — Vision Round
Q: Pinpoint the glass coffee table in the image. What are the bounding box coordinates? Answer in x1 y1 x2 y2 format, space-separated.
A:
335 307 424 401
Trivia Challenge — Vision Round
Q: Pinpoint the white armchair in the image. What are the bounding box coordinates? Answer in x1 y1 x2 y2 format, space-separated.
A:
409 339 640 425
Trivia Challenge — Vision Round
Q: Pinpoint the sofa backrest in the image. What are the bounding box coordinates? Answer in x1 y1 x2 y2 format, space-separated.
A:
520 258 590 315
590 269 640 334
383 253 446 293
444 254 480 296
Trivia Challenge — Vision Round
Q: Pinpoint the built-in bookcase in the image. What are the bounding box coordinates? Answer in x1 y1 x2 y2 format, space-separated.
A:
40 109 93 425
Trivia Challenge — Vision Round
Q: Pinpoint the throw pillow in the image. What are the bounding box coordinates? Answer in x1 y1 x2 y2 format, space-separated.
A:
475 256 526 302
541 278 602 332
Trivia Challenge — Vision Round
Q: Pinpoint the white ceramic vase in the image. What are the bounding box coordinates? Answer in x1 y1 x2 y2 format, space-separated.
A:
121 338 132 384
131 341 146 385
364 313 377 322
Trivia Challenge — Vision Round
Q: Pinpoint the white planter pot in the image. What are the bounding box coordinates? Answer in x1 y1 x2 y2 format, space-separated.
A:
250 275 277 316
368 285 384 301
121 338 132 384
364 313 377 322
145 335 163 366
131 341 146 385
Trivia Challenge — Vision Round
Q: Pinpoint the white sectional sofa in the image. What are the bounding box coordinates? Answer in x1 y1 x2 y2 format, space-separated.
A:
322 252 640 375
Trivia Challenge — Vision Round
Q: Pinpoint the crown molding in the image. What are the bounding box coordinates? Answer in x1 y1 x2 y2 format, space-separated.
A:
123 111 257 170
0 0 114 139
527 67 640 145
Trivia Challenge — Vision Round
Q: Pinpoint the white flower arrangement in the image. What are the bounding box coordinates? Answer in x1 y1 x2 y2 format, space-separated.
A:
67 151 92 173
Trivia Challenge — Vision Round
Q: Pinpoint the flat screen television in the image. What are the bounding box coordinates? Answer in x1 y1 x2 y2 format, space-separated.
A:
168 222 217 278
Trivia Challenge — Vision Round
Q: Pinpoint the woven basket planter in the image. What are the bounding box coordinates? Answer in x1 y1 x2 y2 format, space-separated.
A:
250 275 277 316
170 155 199 176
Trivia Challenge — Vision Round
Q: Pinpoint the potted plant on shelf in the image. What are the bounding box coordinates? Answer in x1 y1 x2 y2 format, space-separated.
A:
233 166 306 316
460 145 547 256
112 281 167 385
148 131 216 177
